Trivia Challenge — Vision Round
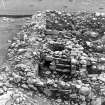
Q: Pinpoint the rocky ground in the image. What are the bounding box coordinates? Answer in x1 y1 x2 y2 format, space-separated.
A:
0 0 105 105
0 11 105 105
0 16 52 105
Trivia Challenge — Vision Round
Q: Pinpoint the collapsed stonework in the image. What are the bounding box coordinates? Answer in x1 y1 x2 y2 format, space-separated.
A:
6 11 105 105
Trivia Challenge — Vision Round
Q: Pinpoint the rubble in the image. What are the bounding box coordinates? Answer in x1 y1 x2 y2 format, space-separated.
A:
1 10 105 105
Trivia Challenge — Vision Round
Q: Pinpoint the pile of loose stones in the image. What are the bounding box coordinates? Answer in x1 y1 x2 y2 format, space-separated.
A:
6 10 105 105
